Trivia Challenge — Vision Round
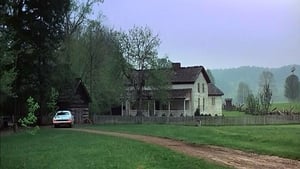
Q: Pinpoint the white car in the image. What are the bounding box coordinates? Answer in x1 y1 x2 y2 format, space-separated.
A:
53 110 74 128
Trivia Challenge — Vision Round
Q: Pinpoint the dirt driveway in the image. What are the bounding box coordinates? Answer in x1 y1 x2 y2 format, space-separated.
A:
67 128 300 169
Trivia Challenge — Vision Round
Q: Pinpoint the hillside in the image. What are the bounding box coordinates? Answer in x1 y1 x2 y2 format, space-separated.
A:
211 65 300 103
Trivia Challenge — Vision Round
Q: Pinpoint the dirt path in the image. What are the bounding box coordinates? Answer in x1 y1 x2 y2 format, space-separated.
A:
66 128 300 169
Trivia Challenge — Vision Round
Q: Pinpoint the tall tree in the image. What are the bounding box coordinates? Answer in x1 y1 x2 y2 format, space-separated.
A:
259 71 273 114
285 74 300 102
236 82 251 105
119 26 171 116
259 83 272 114
259 70 275 90
146 58 172 105
59 20 125 113
0 28 16 103
246 93 260 115
81 21 125 113
54 0 103 87
1 0 71 116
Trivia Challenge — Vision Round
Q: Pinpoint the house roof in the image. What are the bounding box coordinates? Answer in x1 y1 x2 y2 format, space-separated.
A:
128 63 223 97
58 78 92 104
208 83 224 96
171 64 211 84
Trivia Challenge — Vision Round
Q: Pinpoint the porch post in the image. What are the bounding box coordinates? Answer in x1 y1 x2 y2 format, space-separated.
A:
168 101 171 116
153 101 156 116
128 102 131 116
121 102 124 116
183 99 186 116
147 100 150 117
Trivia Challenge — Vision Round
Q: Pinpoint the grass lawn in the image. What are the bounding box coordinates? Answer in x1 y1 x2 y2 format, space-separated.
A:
223 102 300 116
0 128 229 169
87 124 300 160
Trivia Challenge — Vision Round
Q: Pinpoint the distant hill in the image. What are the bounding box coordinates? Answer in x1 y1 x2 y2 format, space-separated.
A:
211 65 300 103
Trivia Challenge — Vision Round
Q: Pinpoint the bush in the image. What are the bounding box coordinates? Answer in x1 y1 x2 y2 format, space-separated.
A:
18 96 40 135
194 108 200 116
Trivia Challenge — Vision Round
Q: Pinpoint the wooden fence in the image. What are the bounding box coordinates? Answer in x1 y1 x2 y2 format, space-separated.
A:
92 115 300 126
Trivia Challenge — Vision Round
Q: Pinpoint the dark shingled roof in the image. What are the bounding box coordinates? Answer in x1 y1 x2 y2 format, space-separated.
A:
171 66 211 84
208 83 224 96
58 78 92 103
129 63 224 97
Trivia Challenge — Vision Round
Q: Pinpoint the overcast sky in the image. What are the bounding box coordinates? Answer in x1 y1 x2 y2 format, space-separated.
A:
96 0 300 69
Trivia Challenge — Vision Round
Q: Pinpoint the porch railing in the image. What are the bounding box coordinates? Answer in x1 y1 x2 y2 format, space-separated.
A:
128 110 185 117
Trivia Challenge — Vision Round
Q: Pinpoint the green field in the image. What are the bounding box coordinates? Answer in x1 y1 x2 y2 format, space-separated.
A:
87 124 300 160
272 102 300 113
223 102 300 116
0 129 229 169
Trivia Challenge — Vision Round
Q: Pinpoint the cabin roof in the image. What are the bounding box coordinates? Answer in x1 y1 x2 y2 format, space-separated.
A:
58 78 91 104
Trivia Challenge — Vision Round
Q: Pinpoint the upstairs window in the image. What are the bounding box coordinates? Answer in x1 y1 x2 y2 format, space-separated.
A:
198 83 200 93
202 83 205 93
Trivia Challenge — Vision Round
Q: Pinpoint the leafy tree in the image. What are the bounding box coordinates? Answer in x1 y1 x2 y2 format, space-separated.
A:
285 74 300 102
259 83 272 114
58 20 125 113
259 71 275 88
236 82 252 105
246 94 260 115
82 21 125 113
47 87 59 116
63 0 103 37
146 58 172 105
119 26 171 116
0 7 17 104
258 71 273 114
1 0 71 117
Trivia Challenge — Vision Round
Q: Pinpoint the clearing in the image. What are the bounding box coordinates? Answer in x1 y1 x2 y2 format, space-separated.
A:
68 128 300 169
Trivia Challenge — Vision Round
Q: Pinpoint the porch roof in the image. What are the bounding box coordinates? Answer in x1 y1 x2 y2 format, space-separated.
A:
142 89 191 99
169 89 192 99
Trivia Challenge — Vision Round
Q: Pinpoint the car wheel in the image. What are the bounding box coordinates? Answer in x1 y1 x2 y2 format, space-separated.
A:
69 124 72 128
54 124 58 128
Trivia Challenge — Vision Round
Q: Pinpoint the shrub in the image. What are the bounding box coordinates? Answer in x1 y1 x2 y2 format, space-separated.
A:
18 96 40 135
194 108 200 116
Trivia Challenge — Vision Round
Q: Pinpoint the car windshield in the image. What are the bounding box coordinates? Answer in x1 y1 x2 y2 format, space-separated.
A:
57 112 69 116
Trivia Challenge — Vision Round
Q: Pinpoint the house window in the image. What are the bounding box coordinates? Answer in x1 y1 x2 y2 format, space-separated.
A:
202 83 205 93
198 83 200 93
202 98 205 111
212 97 215 105
198 98 200 109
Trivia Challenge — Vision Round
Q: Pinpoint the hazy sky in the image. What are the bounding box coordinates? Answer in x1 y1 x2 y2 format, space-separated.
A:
96 0 300 69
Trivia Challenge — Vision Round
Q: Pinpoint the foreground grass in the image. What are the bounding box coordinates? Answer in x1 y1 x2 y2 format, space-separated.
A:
88 124 300 160
0 129 229 169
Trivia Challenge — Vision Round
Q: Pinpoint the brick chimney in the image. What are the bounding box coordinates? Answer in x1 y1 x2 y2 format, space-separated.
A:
172 62 181 70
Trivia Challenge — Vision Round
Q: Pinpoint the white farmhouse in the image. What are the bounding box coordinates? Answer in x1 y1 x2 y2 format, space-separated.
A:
122 63 224 116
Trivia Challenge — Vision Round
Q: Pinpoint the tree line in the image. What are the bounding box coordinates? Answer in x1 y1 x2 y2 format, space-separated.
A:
0 0 171 120
235 70 300 114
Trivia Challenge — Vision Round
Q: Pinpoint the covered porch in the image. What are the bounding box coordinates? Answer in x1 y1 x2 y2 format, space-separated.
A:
123 89 192 117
